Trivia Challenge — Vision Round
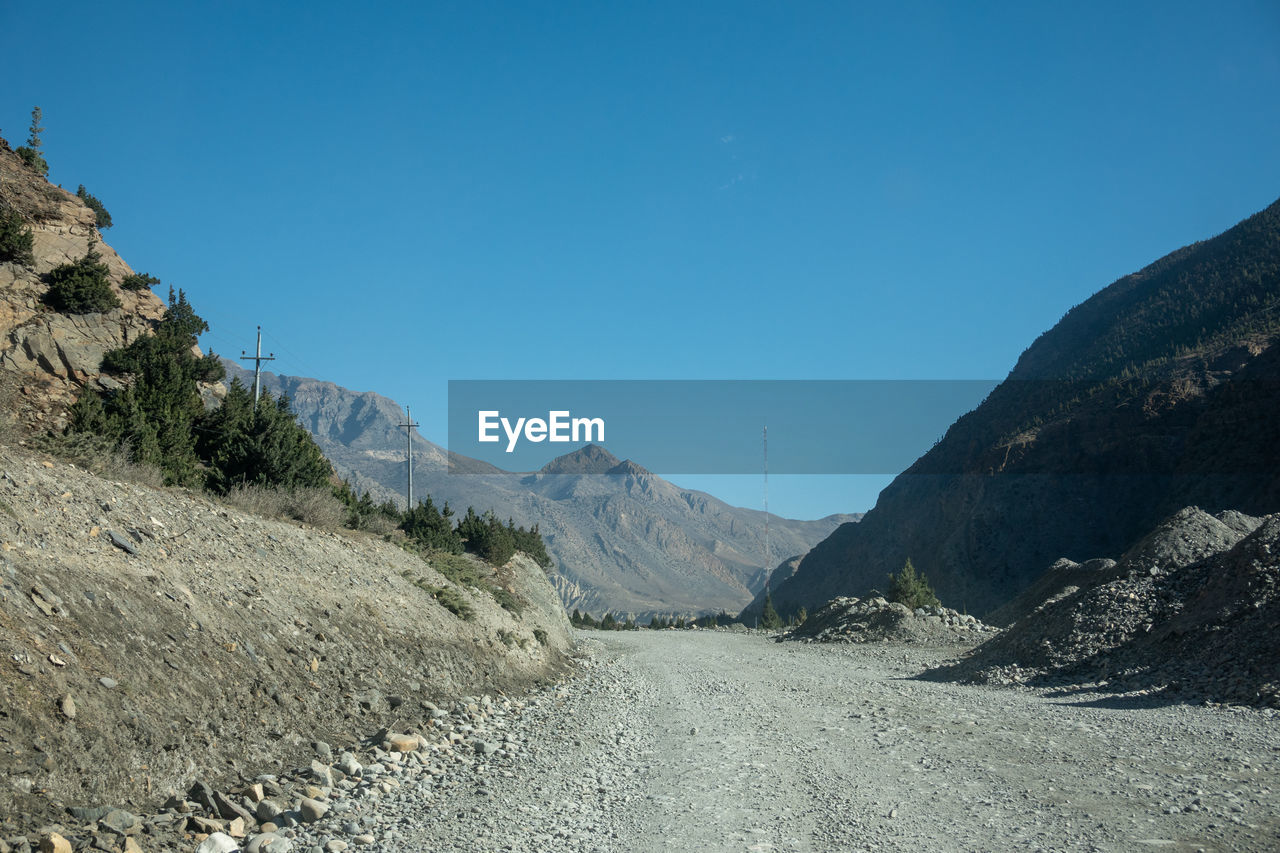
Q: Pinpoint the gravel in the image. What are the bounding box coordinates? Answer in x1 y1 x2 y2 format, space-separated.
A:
283 631 1279 852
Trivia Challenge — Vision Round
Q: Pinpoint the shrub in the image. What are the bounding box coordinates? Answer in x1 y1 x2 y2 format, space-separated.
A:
533 628 549 646
15 147 47 176
282 486 346 529
413 580 474 620
0 208 35 266
490 586 523 615
43 247 120 314
76 185 112 228
223 483 290 518
121 272 160 291
887 558 941 610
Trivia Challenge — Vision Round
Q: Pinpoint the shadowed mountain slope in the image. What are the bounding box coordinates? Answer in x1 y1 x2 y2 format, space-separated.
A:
751 197 1280 620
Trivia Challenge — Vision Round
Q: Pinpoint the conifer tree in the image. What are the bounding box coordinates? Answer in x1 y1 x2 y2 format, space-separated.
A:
0 207 35 266
887 558 941 610
760 589 782 630
15 107 48 175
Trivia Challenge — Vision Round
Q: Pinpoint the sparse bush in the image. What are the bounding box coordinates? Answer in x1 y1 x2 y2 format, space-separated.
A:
221 484 345 529
282 487 346 529
42 246 120 314
32 432 164 488
223 483 290 518
427 551 481 586
414 580 474 620
0 207 35 266
490 586 523 615
533 628 549 646
76 185 112 228
121 272 160 291
887 558 941 610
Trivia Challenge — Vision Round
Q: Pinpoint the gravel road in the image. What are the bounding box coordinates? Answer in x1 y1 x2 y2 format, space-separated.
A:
357 631 1279 852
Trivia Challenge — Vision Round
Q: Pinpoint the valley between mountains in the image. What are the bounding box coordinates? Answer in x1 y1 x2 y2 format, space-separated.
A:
4 114 1280 853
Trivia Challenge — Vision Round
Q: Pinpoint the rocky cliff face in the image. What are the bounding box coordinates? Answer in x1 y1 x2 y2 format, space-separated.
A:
756 197 1280 620
223 361 859 618
0 138 168 431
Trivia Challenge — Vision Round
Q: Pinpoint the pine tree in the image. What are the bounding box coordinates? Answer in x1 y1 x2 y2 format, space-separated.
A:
760 589 782 630
400 495 463 553
197 379 331 493
74 288 223 484
42 244 120 314
887 558 941 610
0 207 35 266
15 107 48 175
76 185 113 229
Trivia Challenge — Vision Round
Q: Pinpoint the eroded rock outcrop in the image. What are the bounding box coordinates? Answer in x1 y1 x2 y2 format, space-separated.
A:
0 137 167 430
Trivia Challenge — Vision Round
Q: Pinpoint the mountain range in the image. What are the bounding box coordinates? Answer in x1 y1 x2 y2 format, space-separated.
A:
222 360 858 617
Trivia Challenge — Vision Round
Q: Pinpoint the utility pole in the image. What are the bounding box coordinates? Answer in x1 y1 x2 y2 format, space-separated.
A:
398 406 419 511
758 424 769 632
239 326 275 409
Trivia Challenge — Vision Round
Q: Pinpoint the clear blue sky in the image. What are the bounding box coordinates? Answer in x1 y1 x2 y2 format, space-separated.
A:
5 1 1279 518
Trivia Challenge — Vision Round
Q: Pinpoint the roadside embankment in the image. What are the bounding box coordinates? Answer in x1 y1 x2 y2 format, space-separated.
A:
0 444 572 834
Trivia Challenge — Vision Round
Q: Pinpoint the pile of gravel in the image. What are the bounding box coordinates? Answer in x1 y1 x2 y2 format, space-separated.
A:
785 595 997 645
937 507 1280 707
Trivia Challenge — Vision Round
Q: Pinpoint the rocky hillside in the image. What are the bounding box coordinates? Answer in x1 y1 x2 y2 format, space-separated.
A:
223 361 859 619
0 443 571 832
0 138 171 431
756 197 1280 619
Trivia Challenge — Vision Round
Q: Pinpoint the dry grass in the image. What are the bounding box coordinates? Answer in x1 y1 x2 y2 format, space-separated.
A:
359 513 401 537
31 432 165 488
224 484 347 530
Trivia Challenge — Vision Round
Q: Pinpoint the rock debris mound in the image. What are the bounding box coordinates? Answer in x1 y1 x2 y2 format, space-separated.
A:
935 507 1280 708
785 595 997 645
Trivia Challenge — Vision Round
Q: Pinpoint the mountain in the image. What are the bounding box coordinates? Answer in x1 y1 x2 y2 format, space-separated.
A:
222 361 858 617
753 197 1280 620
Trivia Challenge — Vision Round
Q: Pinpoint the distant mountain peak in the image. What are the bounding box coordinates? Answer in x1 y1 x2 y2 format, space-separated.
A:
538 443 622 475
606 459 651 478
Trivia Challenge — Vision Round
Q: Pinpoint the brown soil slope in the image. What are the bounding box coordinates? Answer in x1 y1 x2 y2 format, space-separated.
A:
0 445 571 827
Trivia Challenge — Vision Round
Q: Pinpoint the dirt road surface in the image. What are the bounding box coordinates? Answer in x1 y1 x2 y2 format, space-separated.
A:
357 631 1279 852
